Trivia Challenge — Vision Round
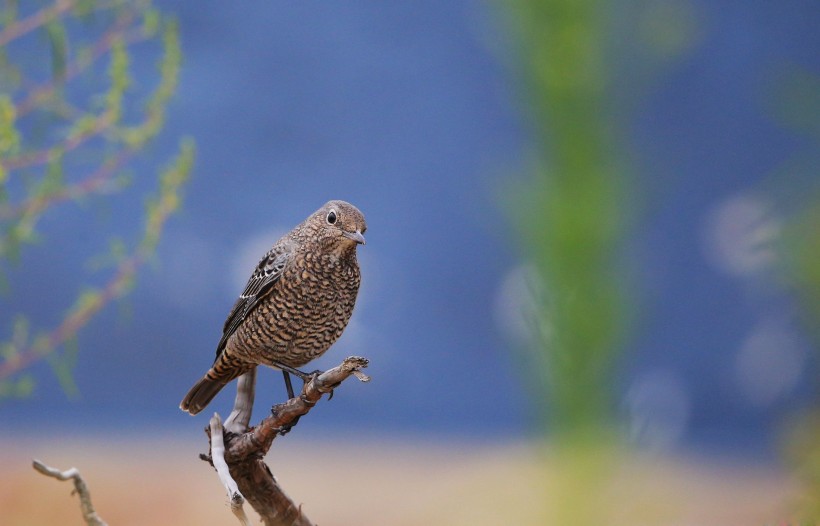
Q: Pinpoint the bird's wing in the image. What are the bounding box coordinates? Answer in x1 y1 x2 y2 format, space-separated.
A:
213 246 292 361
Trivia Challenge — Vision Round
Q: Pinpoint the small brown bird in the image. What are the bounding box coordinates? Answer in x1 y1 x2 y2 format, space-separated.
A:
180 200 366 415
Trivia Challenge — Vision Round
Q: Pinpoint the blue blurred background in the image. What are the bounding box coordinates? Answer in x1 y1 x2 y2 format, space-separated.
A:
3 0 819 462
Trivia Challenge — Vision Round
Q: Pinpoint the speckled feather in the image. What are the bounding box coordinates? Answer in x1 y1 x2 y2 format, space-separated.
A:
180 200 366 415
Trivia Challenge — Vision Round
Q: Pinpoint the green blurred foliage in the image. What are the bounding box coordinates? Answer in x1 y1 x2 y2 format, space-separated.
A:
497 0 699 523
777 162 820 524
0 0 193 399
762 61 820 524
501 0 632 440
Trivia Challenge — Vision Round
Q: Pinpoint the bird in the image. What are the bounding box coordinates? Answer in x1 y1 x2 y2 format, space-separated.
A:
180 200 366 415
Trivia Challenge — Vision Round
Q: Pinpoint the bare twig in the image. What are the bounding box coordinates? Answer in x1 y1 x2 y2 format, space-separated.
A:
204 356 370 526
209 413 252 526
32 459 108 526
225 369 256 434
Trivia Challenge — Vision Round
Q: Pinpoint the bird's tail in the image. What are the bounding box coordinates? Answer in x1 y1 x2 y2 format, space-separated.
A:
179 374 229 415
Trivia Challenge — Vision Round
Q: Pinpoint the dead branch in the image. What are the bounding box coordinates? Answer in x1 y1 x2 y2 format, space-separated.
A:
203 356 370 526
210 413 252 526
225 369 257 434
32 459 108 526
29 357 369 526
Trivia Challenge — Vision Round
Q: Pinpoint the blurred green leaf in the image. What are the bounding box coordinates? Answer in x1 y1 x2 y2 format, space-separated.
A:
106 37 130 122
45 18 68 82
37 150 64 197
0 374 36 400
0 2 18 28
143 8 160 37
0 94 20 157
47 335 80 399
73 0 96 19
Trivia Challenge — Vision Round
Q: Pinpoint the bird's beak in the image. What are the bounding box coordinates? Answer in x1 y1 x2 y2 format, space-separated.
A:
343 230 366 245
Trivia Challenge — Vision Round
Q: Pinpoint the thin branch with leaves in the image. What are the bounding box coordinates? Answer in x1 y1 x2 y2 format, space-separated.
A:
0 0 193 399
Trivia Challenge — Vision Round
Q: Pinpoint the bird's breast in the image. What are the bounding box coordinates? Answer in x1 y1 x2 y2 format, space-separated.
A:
246 255 360 366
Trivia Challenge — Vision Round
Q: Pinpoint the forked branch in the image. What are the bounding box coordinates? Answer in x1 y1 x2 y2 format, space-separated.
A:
30 357 369 526
204 356 370 526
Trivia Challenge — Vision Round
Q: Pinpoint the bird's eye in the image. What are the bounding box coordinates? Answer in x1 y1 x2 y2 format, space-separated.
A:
326 210 337 225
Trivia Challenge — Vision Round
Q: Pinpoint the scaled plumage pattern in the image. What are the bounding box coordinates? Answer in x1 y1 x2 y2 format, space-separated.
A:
180 200 366 415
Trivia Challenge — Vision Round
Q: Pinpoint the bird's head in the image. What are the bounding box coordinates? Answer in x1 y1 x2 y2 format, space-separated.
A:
312 200 367 252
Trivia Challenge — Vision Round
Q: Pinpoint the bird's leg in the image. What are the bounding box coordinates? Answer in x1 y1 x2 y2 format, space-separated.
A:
282 370 295 399
278 363 339 400
272 363 329 435
278 370 302 436
272 361 320 383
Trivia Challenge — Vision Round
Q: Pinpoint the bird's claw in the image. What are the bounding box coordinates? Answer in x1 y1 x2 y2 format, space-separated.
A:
275 362 322 382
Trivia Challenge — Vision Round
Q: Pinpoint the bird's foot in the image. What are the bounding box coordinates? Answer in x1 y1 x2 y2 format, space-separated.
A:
303 369 339 398
273 362 321 383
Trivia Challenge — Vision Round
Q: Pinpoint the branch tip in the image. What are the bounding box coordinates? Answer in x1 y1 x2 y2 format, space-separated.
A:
352 369 371 382
32 459 107 526
342 355 369 369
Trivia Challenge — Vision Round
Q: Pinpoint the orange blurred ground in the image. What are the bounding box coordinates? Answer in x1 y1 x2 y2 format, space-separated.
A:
0 435 802 525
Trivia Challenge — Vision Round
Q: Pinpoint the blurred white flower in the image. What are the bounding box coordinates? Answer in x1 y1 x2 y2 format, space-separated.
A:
703 194 780 278
625 369 690 452
735 317 805 407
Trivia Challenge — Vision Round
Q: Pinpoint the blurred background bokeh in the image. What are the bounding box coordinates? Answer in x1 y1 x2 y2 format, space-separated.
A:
1 1 818 525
